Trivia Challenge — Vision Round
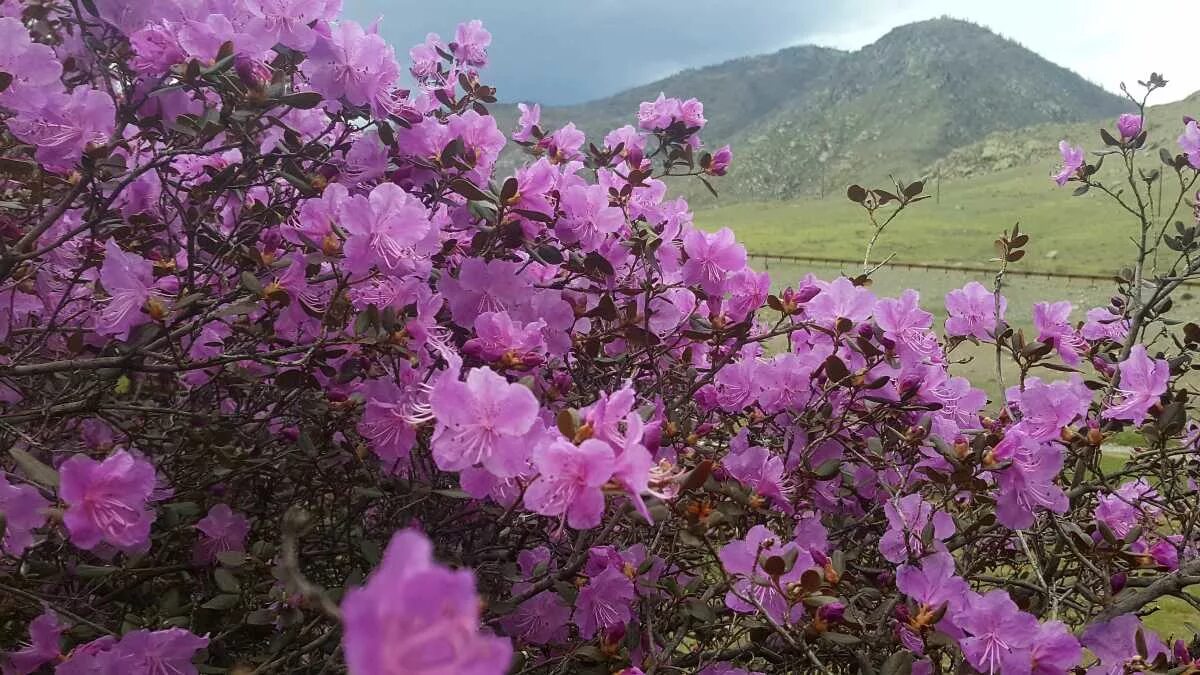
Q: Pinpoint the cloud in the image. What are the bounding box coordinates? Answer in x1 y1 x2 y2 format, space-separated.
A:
341 0 1200 105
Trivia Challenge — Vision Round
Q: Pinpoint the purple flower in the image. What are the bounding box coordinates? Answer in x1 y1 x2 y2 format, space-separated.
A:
524 438 615 529
556 183 624 251
1033 301 1087 365
463 311 546 367
0 473 49 556
723 445 792 513
895 551 969 615
59 450 158 553
3 610 62 675
1053 140 1085 186
682 227 747 296
7 87 115 174
706 145 732 176
541 123 585 164
0 18 63 113
1103 345 1169 424
194 504 250 565
875 290 942 364
574 565 635 639
339 183 432 276
807 276 876 325
499 587 571 645
95 238 156 341
992 430 1068 530
1081 307 1128 343
342 529 511 675
1031 620 1081 675
879 494 955 564
698 664 764 675
1094 479 1159 539
430 367 539 477
637 93 682 131
107 628 210 675
1081 615 1168 675
945 281 1005 340
440 258 533 328
451 19 491 68
305 20 400 118
1178 120 1200 170
1006 376 1091 441
1117 114 1143 140
512 102 540 142
954 589 1039 674
719 525 810 624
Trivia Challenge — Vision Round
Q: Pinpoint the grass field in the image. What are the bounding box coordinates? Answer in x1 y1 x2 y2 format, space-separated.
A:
695 165 1196 277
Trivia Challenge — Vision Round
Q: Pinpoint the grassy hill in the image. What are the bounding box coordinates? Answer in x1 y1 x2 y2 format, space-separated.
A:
694 92 1200 276
500 17 1129 203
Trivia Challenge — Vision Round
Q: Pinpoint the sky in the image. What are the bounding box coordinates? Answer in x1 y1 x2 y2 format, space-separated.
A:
342 0 1198 106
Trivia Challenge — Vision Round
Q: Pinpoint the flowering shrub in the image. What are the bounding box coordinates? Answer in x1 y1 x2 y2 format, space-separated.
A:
0 3 1199 674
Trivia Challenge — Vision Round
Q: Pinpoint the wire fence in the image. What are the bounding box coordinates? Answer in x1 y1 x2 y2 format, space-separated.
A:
746 252 1200 287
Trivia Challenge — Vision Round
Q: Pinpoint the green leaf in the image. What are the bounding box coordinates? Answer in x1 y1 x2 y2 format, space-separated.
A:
8 447 59 488
214 568 240 594
201 594 241 611
279 91 324 109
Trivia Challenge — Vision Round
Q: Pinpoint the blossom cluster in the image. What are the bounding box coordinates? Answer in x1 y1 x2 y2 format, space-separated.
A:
0 2 1197 674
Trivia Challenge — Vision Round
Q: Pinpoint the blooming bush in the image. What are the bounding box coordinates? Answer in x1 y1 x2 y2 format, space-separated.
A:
0 3 1199 673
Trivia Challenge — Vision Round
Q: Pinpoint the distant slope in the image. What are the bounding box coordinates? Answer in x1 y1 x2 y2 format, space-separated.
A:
501 17 1130 203
931 91 1200 179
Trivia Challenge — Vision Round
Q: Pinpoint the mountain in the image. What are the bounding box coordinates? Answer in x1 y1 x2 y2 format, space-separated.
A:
502 18 1130 204
930 90 1200 179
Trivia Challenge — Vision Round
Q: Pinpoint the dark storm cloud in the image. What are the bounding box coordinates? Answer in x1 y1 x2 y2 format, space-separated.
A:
340 1 873 104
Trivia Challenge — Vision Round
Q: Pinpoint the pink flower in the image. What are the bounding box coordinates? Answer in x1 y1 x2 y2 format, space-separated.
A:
681 227 747 296
556 184 624 251
879 494 955 563
1178 120 1200 170
807 276 876 325
541 123 585 164
341 529 512 675
3 610 62 674
1081 306 1128 343
430 367 540 477
194 504 250 565
512 102 541 142
305 20 400 118
451 20 491 68
95 238 156 341
706 145 732 176
1103 345 1169 424
1116 113 1143 140
59 450 158 553
1053 140 1085 186
1081 615 1168 675
1006 376 1091 441
992 431 1068 530
1033 301 1086 365
244 0 337 51
719 525 811 624
573 565 635 639
105 629 209 675
463 311 547 366
954 589 1039 674
0 18 63 113
500 588 571 645
944 281 1005 340
723 444 792 513
524 439 615 530
875 290 941 364
1031 620 1082 675
7 88 115 174
339 183 432 276
441 258 533 328
0 473 49 556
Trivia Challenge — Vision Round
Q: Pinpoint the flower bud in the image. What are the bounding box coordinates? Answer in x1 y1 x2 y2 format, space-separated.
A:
1117 113 1143 140
1110 571 1127 593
